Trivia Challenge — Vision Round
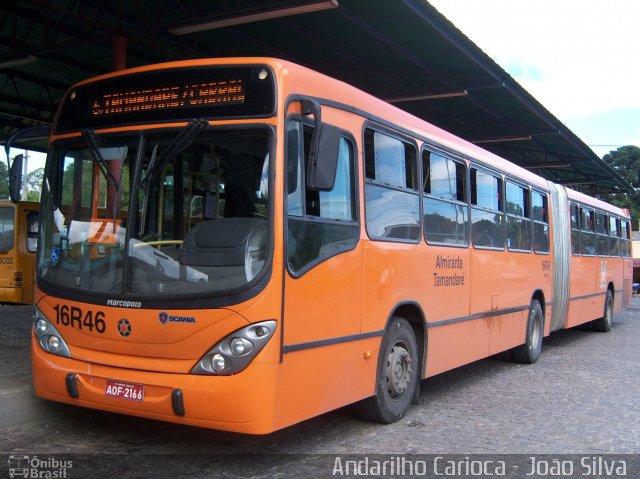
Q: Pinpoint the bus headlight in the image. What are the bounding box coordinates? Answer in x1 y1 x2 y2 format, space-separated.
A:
229 337 252 356
191 320 276 375
35 318 48 334
33 306 72 358
47 336 61 350
211 354 226 372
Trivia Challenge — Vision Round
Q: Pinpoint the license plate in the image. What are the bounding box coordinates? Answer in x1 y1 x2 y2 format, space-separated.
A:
105 379 144 401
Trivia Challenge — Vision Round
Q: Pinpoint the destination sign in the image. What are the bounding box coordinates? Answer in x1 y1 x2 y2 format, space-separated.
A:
55 65 275 133
90 78 246 117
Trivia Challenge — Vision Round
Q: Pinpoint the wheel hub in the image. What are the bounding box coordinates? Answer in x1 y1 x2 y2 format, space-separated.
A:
386 344 413 398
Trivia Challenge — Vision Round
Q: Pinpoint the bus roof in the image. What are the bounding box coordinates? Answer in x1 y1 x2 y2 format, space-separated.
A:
564 187 630 217
276 58 551 191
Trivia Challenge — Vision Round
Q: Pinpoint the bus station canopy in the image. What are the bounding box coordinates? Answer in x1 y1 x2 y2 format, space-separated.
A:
0 0 631 194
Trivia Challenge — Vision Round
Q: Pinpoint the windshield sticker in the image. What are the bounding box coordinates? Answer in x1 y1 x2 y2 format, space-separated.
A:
50 247 60 265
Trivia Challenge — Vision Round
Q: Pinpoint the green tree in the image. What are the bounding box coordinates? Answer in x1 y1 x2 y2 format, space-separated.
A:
0 161 8 199
25 167 44 202
602 145 640 229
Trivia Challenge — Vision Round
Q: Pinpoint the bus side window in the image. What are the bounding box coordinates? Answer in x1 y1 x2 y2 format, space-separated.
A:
609 217 620 257
422 149 468 246
595 212 609 256
470 168 504 249
532 191 549 254
505 181 531 252
363 129 420 242
621 220 631 257
580 207 596 256
570 203 580 255
0 207 15 251
27 211 39 253
286 120 358 274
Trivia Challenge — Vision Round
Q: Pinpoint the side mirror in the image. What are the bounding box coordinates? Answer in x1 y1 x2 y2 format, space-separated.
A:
9 154 23 203
300 99 340 191
306 124 340 191
4 125 51 203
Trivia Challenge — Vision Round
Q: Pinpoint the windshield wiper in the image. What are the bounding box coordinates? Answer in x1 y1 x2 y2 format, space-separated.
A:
138 144 158 236
138 119 208 235
82 129 122 223
140 119 208 189
82 129 120 189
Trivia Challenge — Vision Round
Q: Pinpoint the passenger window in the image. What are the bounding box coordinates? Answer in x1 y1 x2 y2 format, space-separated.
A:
318 139 354 221
505 181 531 252
621 220 631 257
422 150 468 246
532 191 549 254
364 129 420 242
570 203 580 255
424 151 465 201
27 211 39 253
580 207 596 256
471 168 503 249
0 207 15 251
286 120 358 274
609 217 620 257
365 130 416 189
471 168 501 211
595 213 609 256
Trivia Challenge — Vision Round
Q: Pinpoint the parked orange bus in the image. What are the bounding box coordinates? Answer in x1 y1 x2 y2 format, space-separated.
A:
0 200 39 304
27 58 632 434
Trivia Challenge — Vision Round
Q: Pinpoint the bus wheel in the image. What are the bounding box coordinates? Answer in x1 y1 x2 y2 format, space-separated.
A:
356 317 418 423
513 299 544 364
592 290 614 332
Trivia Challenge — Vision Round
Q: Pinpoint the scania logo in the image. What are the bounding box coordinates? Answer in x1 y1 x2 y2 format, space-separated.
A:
117 319 131 337
158 311 196 324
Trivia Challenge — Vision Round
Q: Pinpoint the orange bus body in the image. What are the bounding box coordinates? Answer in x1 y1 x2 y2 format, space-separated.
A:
0 200 39 304
31 58 632 434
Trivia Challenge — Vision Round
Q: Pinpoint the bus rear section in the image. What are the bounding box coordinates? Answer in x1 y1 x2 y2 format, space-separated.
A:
560 188 633 330
0 201 39 304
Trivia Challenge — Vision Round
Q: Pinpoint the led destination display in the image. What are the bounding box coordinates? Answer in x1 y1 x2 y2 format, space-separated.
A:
55 65 275 133
91 78 246 117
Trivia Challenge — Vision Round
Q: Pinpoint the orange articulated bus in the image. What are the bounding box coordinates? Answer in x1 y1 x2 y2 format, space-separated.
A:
0 200 39 304
26 58 632 434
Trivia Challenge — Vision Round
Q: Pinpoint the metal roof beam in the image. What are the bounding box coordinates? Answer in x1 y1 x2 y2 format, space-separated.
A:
386 90 468 103
472 130 560 144
168 1 339 34
1 68 68 92
336 4 458 88
0 106 52 124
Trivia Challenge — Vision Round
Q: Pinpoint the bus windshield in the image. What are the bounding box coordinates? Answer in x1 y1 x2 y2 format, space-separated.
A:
37 126 271 299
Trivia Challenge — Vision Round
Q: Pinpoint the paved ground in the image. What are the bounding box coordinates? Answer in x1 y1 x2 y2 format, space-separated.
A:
0 300 639 478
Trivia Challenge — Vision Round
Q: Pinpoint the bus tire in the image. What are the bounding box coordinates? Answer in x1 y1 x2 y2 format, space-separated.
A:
512 299 544 364
592 290 614 332
356 317 418 424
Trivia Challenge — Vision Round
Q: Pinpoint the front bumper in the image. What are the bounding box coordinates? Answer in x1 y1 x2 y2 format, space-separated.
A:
31 333 279 434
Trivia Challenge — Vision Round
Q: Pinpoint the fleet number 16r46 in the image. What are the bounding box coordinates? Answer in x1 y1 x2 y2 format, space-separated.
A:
53 304 107 333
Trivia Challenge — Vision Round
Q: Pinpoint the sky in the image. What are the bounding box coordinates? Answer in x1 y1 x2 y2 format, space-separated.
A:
428 0 640 159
